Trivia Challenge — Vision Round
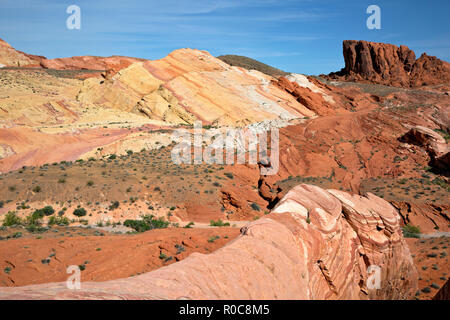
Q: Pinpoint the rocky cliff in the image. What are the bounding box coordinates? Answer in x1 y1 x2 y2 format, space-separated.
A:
327 40 450 88
0 184 418 300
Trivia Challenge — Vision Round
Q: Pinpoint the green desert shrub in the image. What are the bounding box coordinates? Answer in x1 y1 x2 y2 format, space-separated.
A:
42 206 55 216
250 202 261 211
48 216 70 226
210 219 230 227
2 211 22 226
123 215 169 233
29 206 55 224
108 201 120 211
73 208 87 217
224 172 234 179
402 224 421 238
26 224 47 234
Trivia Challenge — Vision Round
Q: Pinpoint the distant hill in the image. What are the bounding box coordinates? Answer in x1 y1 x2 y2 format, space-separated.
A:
217 54 288 77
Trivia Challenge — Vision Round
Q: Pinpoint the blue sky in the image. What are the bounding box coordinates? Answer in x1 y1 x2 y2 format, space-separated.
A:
1 0 449 74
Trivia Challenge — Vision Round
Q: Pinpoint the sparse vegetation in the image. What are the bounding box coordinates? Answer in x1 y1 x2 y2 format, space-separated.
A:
184 221 195 228
123 215 169 232
108 201 120 211
2 211 22 226
224 172 234 179
402 224 421 238
217 55 287 77
48 216 70 226
73 207 87 217
208 235 220 243
210 219 230 227
434 129 450 142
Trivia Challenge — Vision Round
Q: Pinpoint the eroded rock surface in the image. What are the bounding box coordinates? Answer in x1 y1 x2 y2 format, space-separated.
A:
400 126 448 158
326 40 450 88
0 38 45 67
400 126 449 173
78 49 316 126
40 55 145 78
0 184 418 300
391 201 450 234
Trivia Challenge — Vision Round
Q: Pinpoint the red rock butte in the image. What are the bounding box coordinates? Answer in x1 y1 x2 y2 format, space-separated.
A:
326 40 450 88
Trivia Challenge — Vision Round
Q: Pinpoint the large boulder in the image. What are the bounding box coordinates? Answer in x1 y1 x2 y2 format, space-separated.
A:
0 184 418 300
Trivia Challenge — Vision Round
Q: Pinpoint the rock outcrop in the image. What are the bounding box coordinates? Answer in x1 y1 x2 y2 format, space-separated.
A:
326 40 450 88
78 49 316 126
399 126 449 174
0 37 142 78
272 73 379 116
391 201 450 234
0 184 418 300
400 126 448 159
0 38 45 67
40 55 145 77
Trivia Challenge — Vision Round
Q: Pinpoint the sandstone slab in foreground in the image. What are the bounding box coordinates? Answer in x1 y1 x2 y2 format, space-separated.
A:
0 184 417 300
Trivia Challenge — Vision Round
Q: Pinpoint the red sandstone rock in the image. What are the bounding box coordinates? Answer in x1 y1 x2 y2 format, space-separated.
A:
326 40 450 88
40 55 145 77
399 126 449 173
0 38 45 67
0 38 143 77
433 279 450 300
391 201 450 234
0 184 418 300
400 126 448 158
273 73 380 117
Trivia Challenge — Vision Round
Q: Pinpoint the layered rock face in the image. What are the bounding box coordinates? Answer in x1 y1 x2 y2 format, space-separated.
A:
391 201 450 234
77 49 316 126
272 73 380 116
0 184 418 300
327 40 450 88
400 126 450 173
0 38 45 67
0 38 142 78
40 56 145 77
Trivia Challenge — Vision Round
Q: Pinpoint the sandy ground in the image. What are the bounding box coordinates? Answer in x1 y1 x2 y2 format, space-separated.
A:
0 226 240 287
406 236 449 299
